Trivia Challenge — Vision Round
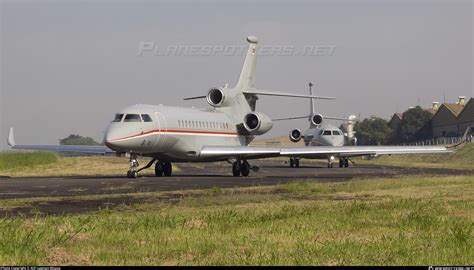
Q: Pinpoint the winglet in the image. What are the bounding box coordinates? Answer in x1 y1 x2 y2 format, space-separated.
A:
7 127 15 147
448 127 471 149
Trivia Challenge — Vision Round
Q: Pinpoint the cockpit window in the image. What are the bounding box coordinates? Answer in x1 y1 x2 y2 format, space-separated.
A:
332 130 342 136
141 114 153 122
112 114 124 122
323 130 332 136
124 114 142 122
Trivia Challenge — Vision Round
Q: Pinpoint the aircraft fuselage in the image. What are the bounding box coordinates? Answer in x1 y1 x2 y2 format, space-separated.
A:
104 104 251 162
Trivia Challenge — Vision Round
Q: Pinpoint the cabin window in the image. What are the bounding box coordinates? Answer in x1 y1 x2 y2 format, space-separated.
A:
124 114 141 122
323 130 332 136
332 130 341 136
141 114 153 122
112 114 124 122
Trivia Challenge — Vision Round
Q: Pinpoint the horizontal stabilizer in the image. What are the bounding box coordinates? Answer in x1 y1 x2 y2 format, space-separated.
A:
273 115 310 121
183 95 206 101
243 89 335 100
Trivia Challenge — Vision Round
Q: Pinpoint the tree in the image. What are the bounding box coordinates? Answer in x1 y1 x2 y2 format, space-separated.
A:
354 117 393 145
393 106 432 143
59 134 101 145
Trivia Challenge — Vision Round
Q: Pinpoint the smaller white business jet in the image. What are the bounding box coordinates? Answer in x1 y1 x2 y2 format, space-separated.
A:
274 82 360 168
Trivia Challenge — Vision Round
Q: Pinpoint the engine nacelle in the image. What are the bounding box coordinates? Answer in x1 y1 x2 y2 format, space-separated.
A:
289 129 302 143
206 88 226 107
311 114 323 126
243 112 273 135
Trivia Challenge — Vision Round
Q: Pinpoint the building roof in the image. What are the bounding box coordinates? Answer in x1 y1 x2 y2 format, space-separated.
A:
457 98 473 120
443 103 464 117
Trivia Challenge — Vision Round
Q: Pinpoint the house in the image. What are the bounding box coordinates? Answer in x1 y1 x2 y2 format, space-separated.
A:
388 113 403 130
457 97 474 135
431 97 466 137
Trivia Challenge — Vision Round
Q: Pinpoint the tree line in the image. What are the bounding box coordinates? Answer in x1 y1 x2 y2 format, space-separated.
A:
354 106 433 145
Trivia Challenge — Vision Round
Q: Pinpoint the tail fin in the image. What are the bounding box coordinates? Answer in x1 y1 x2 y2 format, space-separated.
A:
235 36 258 90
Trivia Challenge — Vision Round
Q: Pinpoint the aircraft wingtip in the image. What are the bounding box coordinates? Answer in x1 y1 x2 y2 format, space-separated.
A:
7 127 15 147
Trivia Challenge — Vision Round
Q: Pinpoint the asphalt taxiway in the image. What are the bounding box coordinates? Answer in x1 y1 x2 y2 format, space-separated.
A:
1 160 471 200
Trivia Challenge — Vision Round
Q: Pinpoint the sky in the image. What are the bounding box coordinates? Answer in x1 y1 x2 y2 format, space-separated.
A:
1 0 473 148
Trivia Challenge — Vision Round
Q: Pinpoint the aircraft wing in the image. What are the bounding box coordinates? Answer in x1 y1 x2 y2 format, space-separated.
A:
280 145 452 158
200 145 452 160
200 146 281 159
7 127 114 155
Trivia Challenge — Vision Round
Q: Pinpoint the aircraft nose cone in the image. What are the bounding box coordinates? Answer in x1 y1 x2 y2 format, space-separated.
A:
104 127 126 150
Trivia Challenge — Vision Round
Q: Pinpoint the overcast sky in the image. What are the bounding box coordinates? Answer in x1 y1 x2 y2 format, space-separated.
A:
1 0 473 148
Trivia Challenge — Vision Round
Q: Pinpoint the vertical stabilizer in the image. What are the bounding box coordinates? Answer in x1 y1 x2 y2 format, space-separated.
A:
308 82 317 128
309 82 315 117
235 36 258 90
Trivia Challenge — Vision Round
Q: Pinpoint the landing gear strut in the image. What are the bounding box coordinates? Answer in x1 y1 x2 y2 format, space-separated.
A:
232 159 251 177
289 157 300 168
327 156 335 168
127 153 139 178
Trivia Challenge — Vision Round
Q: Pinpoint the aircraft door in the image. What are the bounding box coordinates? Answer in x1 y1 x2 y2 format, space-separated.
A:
153 112 167 150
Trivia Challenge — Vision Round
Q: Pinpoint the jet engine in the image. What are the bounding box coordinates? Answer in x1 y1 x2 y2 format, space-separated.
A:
206 88 226 107
289 129 302 143
243 112 273 135
311 114 323 126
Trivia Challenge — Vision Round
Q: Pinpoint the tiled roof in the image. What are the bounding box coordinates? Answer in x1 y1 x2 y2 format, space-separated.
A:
443 103 464 116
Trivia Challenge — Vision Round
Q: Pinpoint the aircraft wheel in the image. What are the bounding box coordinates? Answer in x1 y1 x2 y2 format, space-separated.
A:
295 159 300 168
163 162 172 176
339 159 344 168
241 161 250 177
290 158 294 168
155 162 164 177
127 170 138 178
232 161 241 176
344 158 349 168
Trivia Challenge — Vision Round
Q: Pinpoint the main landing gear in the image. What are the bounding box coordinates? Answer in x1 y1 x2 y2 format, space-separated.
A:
339 158 349 168
289 157 300 168
154 161 172 177
126 154 173 178
232 159 251 177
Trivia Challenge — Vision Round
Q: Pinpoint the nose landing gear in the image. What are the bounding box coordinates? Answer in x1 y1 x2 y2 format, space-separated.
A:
126 154 173 178
127 153 140 178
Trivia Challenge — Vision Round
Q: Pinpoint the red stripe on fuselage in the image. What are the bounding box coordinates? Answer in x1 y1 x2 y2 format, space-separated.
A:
108 129 239 142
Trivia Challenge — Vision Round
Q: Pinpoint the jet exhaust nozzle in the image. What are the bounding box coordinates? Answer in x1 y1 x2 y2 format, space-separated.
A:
311 114 323 126
243 112 273 135
289 129 302 143
207 88 226 107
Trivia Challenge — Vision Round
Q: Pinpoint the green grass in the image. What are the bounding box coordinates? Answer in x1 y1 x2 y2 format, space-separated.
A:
0 151 58 171
0 152 179 177
0 175 472 265
357 143 474 170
